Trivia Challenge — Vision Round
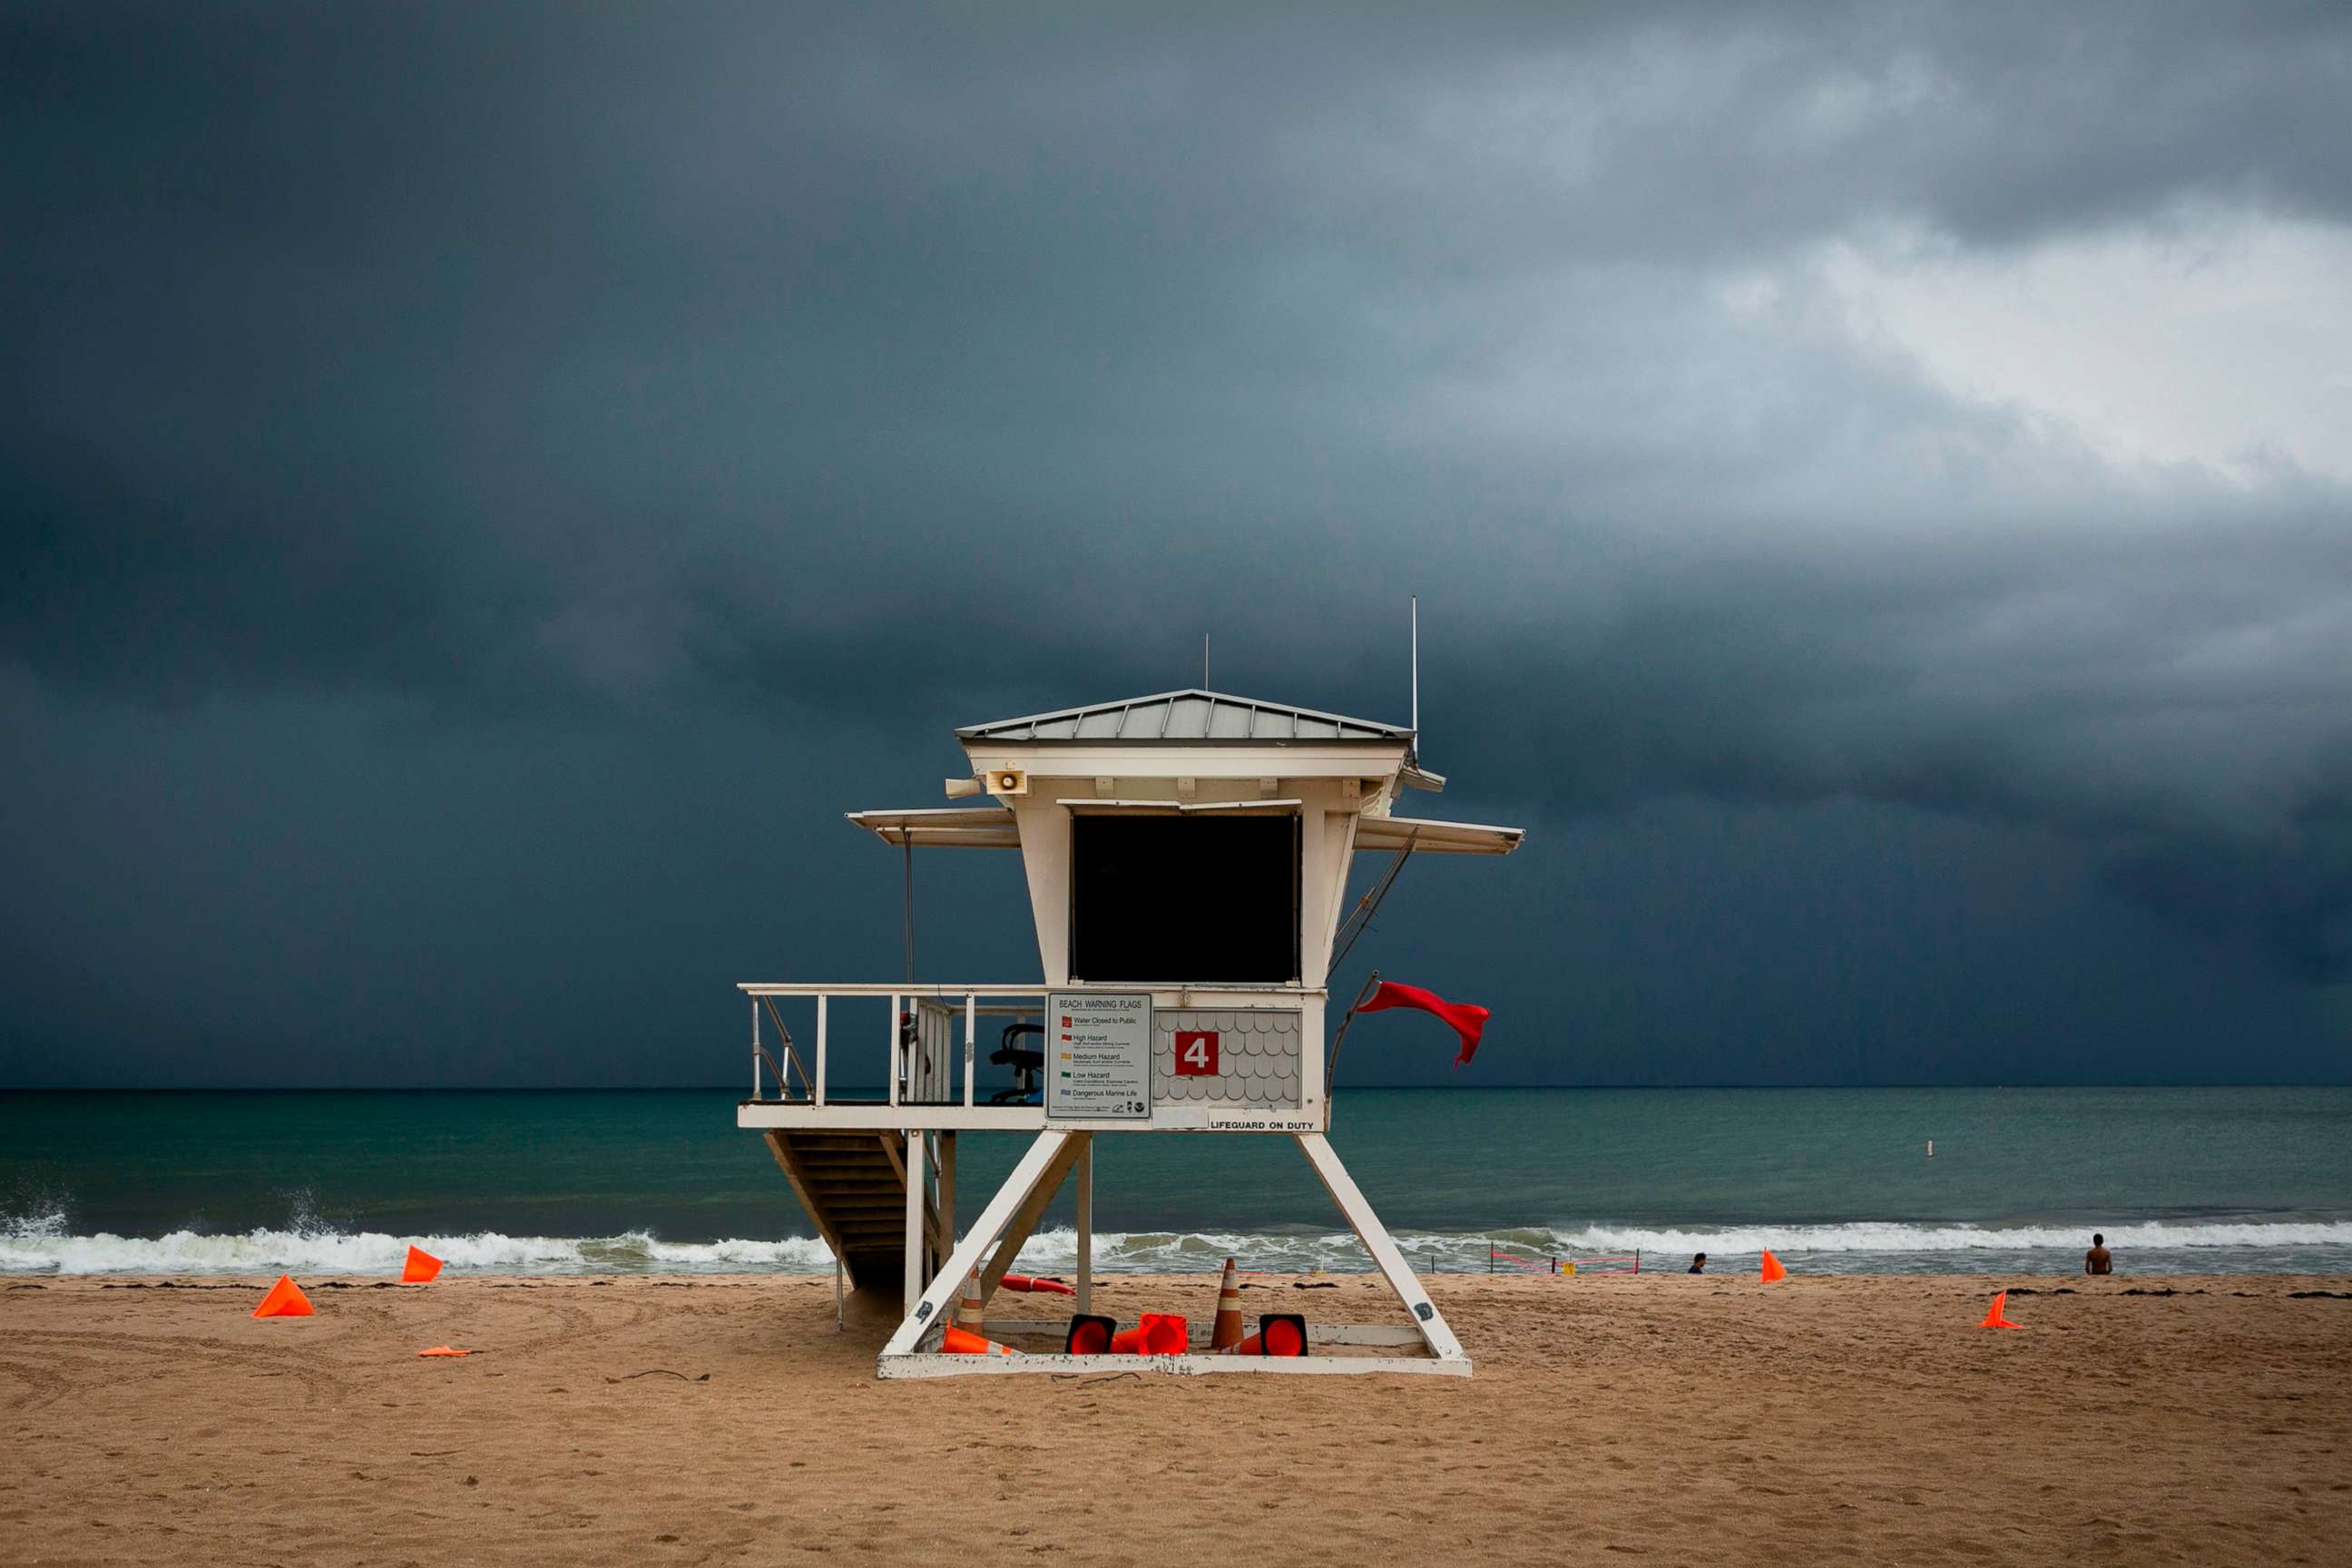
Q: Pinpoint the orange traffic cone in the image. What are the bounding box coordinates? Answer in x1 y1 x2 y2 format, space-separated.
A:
1109 1313 1189 1354
401 1245 445 1284
956 1270 985 1330
1977 1290 2024 1329
1759 1250 1788 1283
940 1324 1015 1357
1224 1312 1308 1357
251 1275 315 1318
417 1345 471 1357
1210 1257 1246 1350
1063 1314 1116 1354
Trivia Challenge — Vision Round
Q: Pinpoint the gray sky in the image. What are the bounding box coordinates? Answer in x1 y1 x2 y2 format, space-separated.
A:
4 1 2347 1087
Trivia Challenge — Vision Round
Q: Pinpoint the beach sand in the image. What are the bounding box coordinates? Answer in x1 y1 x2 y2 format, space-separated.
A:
4 1271 2348 1565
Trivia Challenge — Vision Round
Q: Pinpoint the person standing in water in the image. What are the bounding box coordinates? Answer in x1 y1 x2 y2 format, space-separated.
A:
2085 1233 2114 1275
1688 1252 1707 1274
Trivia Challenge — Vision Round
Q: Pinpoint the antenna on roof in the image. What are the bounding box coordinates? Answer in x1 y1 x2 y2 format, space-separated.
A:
1410 596 1419 739
1202 632 1210 690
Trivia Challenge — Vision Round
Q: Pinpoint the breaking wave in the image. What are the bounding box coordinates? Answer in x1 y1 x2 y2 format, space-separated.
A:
1003 1220 2352 1276
0 1207 834 1276
7 1204 2348 1277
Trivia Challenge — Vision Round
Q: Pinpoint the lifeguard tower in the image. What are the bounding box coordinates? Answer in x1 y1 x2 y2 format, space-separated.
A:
737 688 1521 1376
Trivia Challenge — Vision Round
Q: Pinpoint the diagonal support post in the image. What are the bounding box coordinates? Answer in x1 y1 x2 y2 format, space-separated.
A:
882 1130 1072 1358
1294 1132 1466 1365
980 1132 1083 1303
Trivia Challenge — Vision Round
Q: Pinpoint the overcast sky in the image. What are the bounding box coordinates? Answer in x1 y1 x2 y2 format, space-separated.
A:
4 2 2347 1087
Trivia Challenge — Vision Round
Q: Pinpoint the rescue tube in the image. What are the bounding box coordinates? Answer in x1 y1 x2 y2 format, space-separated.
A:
999 1274 1076 1296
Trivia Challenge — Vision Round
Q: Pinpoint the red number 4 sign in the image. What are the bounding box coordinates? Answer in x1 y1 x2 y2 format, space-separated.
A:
1173 1030 1220 1076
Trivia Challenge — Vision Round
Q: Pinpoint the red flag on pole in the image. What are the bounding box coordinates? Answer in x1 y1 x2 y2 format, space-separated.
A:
1357 981 1490 1066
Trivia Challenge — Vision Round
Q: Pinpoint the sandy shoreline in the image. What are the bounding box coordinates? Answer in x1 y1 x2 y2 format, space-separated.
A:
5 1271 2348 1565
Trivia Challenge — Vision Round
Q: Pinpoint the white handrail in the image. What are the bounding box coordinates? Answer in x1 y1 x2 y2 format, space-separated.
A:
734 981 1325 997
741 984 1055 1105
740 982 1047 997
736 980 1324 1104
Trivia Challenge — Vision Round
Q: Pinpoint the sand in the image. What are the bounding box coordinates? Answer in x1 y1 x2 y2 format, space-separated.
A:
4 1271 2349 1566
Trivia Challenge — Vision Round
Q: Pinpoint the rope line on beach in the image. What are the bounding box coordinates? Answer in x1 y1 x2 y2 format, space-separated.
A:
604 1369 711 1383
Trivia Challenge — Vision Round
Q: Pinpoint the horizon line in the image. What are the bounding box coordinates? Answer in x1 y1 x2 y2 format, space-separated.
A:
5 1081 2350 1093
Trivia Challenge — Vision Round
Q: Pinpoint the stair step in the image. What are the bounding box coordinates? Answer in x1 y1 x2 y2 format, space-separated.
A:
826 1207 930 1225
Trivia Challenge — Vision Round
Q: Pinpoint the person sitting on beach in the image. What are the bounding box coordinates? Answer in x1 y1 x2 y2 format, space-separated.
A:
1688 1252 1707 1274
2084 1233 2113 1276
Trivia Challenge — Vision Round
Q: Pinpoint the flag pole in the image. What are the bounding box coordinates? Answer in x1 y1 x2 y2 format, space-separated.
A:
1323 969 1383 1107
1410 595 1418 739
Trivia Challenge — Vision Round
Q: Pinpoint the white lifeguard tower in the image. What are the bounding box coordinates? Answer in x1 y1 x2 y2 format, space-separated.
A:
737 688 1522 1376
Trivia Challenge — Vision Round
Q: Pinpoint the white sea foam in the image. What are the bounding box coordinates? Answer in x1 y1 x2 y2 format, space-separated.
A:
1003 1220 2352 1275
1522 1219 2352 1255
0 1208 835 1276
5 1207 2347 1277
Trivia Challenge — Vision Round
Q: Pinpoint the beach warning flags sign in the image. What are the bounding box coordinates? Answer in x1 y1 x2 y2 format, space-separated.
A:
1977 1290 2024 1329
401 1246 445 1284
251 1274 315 1318
1759 1250 1788 1283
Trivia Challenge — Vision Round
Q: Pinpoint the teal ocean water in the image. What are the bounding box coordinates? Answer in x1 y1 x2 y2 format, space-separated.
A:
4 1086 2349 1276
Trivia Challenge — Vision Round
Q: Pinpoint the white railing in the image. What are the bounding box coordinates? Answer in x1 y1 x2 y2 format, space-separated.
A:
744 984 1049 1108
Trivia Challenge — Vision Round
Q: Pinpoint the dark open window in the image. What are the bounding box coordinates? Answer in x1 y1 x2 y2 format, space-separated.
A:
1069 813 1299 983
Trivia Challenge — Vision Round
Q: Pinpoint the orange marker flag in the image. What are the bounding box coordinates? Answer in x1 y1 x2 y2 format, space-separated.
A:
1759 1250 1788 1283
417 1345 471 1357
1977 1290 2024 1329
251 1274 316 1318
401 1245 445 1284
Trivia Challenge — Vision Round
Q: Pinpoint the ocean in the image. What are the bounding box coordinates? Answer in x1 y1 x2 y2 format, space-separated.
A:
5 1085 2349 1277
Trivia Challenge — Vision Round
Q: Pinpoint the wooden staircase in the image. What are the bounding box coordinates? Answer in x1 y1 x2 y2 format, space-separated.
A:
761 1130 949 1292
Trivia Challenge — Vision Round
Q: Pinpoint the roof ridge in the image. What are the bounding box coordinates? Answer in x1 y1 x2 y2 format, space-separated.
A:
956 688 1411 742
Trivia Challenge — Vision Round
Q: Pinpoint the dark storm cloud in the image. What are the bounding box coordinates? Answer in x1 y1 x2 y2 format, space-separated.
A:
2 1 2348 1087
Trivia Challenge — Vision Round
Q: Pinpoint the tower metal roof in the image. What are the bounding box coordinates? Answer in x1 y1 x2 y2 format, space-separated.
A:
956 689 1412 744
